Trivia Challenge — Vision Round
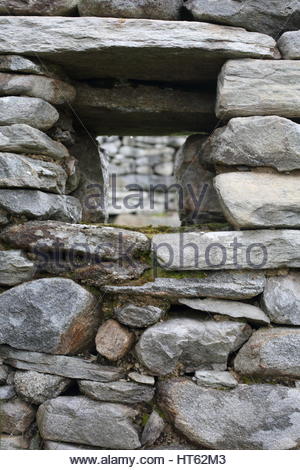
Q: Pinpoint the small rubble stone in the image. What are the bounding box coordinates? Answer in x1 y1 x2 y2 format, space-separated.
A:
79 379 154 404
128 372 155 386
115 303 166 328
262 273 300 326
0 250 35 287
195 370 238 389
14 371 71 405
0 435 29 450
0 0 79 16
96 320 135 361
0 398 35 435
0 364 9 384
141 410 165 447
0 385 16 400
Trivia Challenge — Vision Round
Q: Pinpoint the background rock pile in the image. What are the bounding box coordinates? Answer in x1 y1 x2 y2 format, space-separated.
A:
0 0 300 452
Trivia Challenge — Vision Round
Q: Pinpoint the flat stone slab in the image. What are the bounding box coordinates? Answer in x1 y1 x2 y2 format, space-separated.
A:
0 96 59 130
0 0 79 16
0 189 82 224
185 0 300 38
195 370 238 389
0 55 65 78
74 83 216 135
0 17 278 83
214 172 300 229
202 116 300 172
37 396 141 449
262 273 300 326
0 278 99 354
0 345 123 382
179 298 270 325
79 379 155 404
0 153 68 194
152 230 300 270
235 328 300 379
159 379 300 450
104 272 266 300
216 60 300 120
278 31 300 59
78 0 182 20
0 220 150 259
0 124 69 160
136 317 252 375
0 72 76 105
0 250 35 287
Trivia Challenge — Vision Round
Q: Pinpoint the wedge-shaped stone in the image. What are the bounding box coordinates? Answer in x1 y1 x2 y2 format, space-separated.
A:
0 97 59 131
0 153 67 194
79 380 154 404
262 273 300 326
202 116 300 172
0 250 35 287
0 399 35 435
136 317 252 375
278 31 300 59
0 55 65 78
195 370 237 389
214 172 300 229
0 220 150 259
0 0 79 16
0 345 123 382
0 189 82 223
0 17 278 83
216 60 300 120
179 298 270 325
104 272 266 300
152 231 300 270
0 124 69 160
185 0 300 38
74 83 216 135
78 0 182 20
159 379 300 450
37 396 141 449
0 278 99 354
0 73 76 105
235 328 300 379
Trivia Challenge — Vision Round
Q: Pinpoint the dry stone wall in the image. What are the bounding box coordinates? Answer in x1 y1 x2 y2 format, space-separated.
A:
0 0 300 452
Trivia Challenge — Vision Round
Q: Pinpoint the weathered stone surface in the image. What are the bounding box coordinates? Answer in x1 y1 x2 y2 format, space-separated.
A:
179 298 270 325
0 220 150 259
74 83 216 135
0 435 29 450
0 55 65 78
136 317 252 375
0 365 9 384
0 153 68 194
217 60 300 120
278 30 300 59
70 131 108 222
73 260 147 287
235 328 300 379
0 250 35 287
14 371 71 405
141 410 165 447
115 303 165 328
0 399 35 435
0 385 16 400
79 379 154 404
0 73 75 105
0 346 123 382
185 0 300 38
262 273 300 326
175 135 224 225
202 116 300 172
0 190 81 223
0 97 59 130
195 370 237 389
128 372 155 386
215 172 300 229
96 320 135 361
37 396 141 449
0 124 69 160
159 379 300 450
0 278 99 354
0 0 79 16
104 272 266 300
153 231 300 270
78 0 182 19
0 17 278 84
44 441 100 450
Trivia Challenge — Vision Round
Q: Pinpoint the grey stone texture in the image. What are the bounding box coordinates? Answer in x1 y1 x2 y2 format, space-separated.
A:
0 96 59 130
0 435 29 450
234 328 300 379
115 303 166 328
141 410 165 447
14 371 71 405
278 30 300 59
136 317 252 375
0 278 99 355
159 379 300 449
96 319 135 361
37 396 141 449
195 370 237 389
0 398 35 435
262 273 300 325
0 250 35 287
79 379 154 404
0 385 16 400
0 0 79 16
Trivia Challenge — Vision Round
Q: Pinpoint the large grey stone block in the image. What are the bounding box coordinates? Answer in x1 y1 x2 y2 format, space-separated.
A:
216 60 300 120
